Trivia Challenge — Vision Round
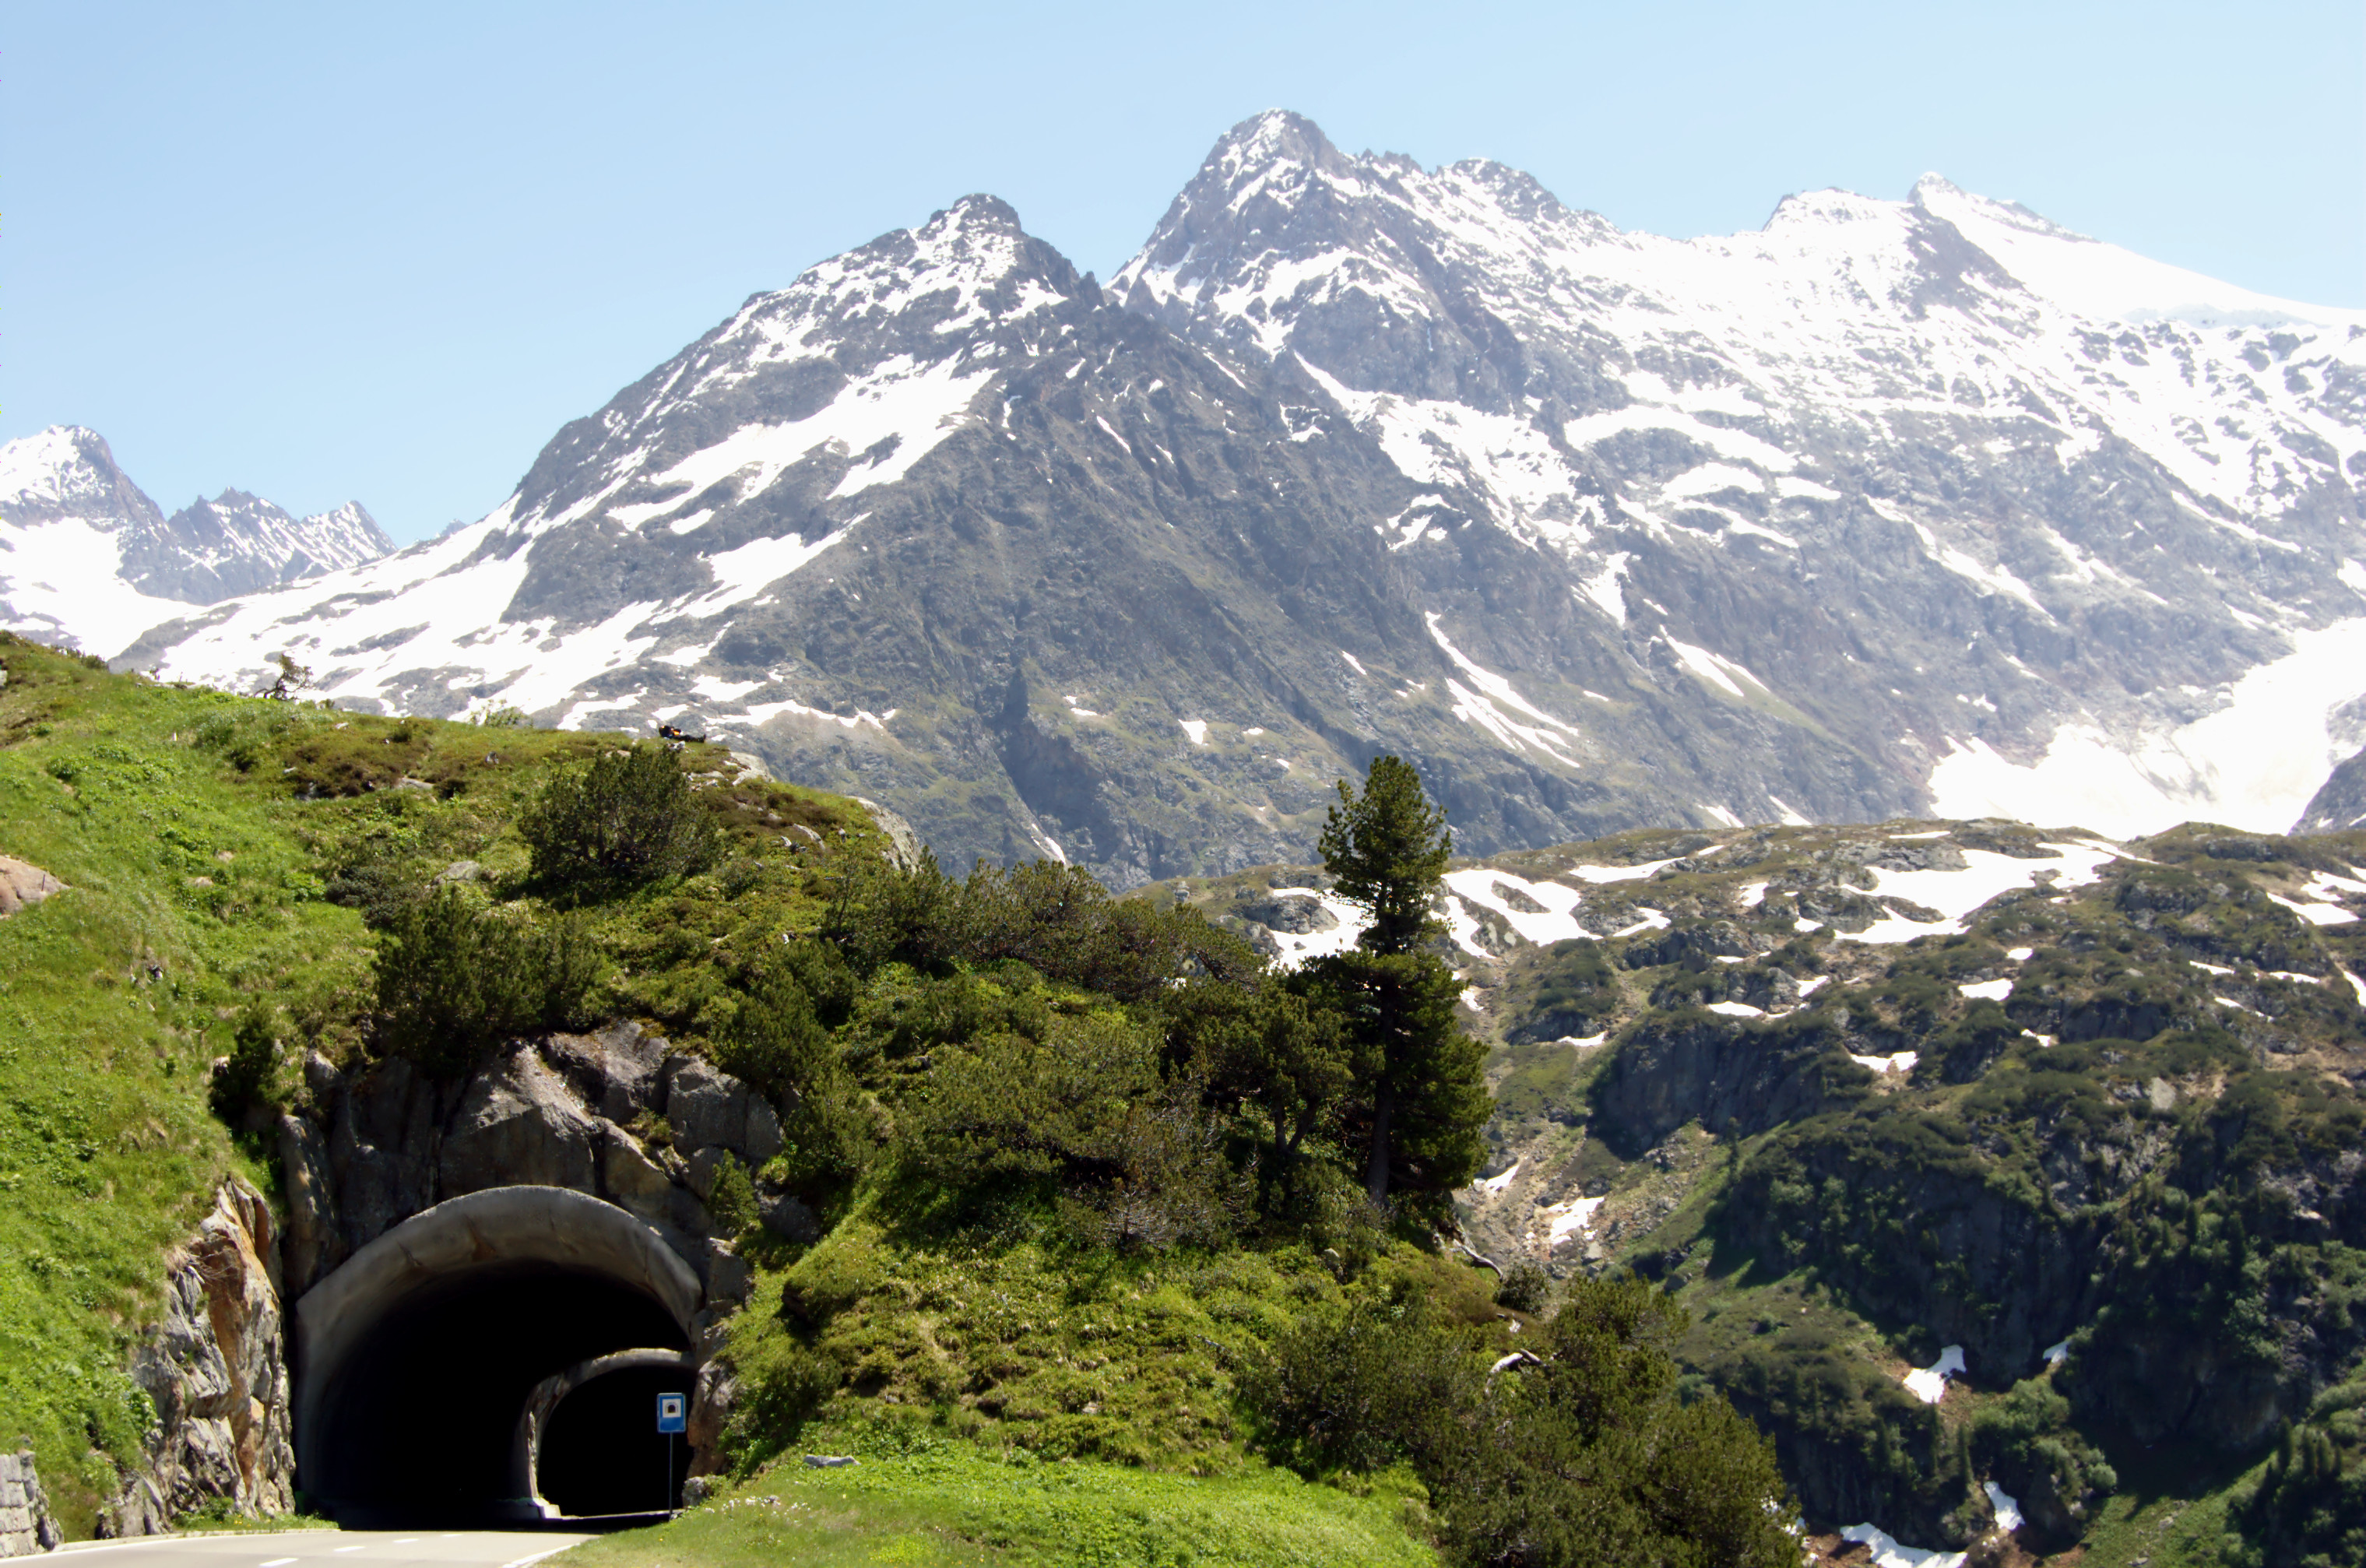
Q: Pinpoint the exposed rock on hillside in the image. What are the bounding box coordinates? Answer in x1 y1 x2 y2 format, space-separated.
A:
2298 742 2366 833
104 1179 294 1536
278 1022 782 1303
0 856 63 919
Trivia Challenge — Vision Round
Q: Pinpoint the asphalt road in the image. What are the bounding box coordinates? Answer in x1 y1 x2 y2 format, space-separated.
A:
52 1531 594 1568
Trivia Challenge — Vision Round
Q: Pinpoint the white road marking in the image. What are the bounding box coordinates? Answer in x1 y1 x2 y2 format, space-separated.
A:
496 1549 578 1568
260 1559 297 1566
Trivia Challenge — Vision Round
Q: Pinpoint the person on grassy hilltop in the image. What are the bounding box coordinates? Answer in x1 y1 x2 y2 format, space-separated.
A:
1304 755 1489 1215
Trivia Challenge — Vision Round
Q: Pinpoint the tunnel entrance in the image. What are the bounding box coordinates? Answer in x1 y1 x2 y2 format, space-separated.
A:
294 1187 706 1526
539 1363 694 1517
312 1265 688 1521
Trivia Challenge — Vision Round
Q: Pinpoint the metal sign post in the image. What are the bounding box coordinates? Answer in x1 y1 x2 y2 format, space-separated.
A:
657 1392 687 1510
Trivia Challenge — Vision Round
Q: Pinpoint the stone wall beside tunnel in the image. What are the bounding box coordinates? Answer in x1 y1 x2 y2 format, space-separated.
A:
101 1178 294 1537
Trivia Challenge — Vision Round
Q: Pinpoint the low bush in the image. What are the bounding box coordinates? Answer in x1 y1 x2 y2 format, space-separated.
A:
1495 1258 1553 1314
521 742 719 891
1246 1274 1802 1566
824 852 1257 1000
2223 1412 2366 1567
208 1000 284 1120
373 884 600 1074
714 947 871 1200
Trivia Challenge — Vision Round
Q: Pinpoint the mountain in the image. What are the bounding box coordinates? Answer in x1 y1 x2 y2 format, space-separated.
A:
121 113 2366 887
1113 114 2366 842
2299 743 2366 833
0 425 390 656
137 489 391 603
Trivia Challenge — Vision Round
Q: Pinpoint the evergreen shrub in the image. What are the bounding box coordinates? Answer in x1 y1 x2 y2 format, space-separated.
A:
373 884 600 1073
521 742 719 890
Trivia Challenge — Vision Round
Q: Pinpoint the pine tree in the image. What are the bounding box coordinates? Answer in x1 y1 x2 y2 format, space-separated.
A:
1317 754 1451 956
1311 755 1486 1208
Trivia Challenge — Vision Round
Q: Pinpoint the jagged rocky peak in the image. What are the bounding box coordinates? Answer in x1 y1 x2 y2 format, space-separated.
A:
501 193 1089 542
136 487 394 602
0 424 166 530
0 423 392 654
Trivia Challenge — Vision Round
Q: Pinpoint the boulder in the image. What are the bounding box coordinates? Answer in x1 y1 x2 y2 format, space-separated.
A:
759 1190 821 1244
0 856 64 920
543 1022 666 1123
684 1363 739 1479
703 1240 751 1303
665 1057 756 1158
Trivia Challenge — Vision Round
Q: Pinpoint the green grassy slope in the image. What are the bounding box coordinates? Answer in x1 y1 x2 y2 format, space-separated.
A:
0 636 1462 1562
0 634 877 1534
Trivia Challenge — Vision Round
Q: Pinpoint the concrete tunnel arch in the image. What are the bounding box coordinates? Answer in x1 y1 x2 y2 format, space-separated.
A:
294 1186 707 1522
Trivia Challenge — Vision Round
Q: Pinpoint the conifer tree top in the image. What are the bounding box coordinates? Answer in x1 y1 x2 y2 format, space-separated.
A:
1317 755 1450 958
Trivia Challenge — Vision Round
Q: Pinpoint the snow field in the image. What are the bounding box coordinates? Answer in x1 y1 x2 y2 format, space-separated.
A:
1473 1162 1520 1195
1836 1522 1966 1568
1902 1345 1966 1405
1256 889 1371 966
1441 867 1587 947
0 515 199 656
1838 842 2122 945
1928 618 2366 838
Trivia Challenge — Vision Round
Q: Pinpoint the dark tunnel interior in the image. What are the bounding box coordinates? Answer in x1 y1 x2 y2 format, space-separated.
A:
539 1365 694 1518
313 1263 688 1524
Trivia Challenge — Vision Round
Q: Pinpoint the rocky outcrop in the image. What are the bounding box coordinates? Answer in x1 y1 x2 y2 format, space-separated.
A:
1589 1012 1870 1157
279 1022 791 1300
684 1362 739 1480
0 1451 62 1557
2295 742 2366 834
103 1178 294 1536
0 856 63 919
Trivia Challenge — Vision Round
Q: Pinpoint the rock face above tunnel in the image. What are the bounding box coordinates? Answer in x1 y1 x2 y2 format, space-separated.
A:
104 1178 294 1536
279 1022 780 1301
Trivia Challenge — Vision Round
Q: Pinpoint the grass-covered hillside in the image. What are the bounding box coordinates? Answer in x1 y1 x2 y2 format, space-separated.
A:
0 633 1805 1567
0 632 880 1534
1162 817 2366 1565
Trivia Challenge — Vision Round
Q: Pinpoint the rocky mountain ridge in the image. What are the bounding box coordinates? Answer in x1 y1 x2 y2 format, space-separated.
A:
1161 812 2366 1556
0 425 388 656
69 111 2366 886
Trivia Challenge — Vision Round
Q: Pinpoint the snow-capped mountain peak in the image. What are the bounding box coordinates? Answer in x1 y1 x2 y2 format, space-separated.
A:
1116 112 2366 842
0 424 391 656
62 113 2366 887
1908 173 2365 331
1 425 163 527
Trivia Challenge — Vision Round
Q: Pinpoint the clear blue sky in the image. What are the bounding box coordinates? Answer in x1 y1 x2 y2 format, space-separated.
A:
5 2 2359 544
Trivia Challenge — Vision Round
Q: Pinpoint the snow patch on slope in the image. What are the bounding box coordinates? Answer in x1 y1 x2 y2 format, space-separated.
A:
1928 618 2366 836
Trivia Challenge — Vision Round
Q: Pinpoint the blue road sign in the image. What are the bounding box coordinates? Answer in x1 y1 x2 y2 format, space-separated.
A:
657 1393 687 1434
